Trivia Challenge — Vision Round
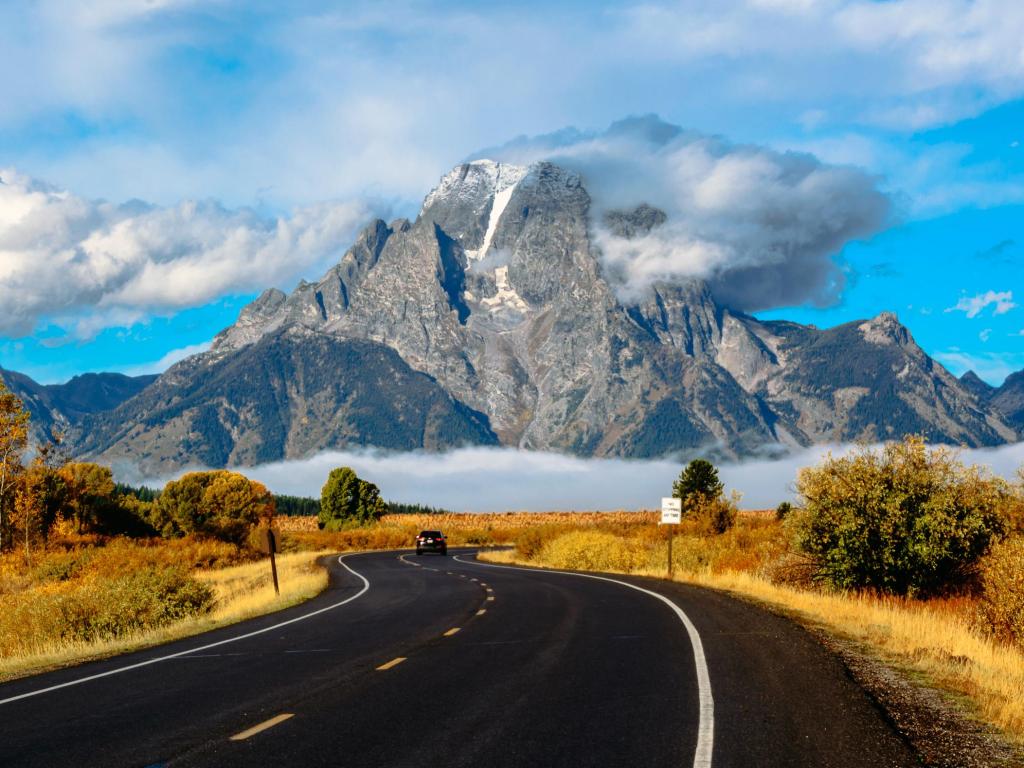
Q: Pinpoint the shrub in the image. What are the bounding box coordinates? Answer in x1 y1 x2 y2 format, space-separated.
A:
794 437 1009 596
537 530 651 573
975 537 1024 648
775 501 793 521
690 493 738 534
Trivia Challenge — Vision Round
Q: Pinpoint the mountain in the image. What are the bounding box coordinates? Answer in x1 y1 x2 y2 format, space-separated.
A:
62 158 1017 472
0 368 157 443
991 370 1024 430
76 329 498 473
959 370 996 401
958 369 1024 432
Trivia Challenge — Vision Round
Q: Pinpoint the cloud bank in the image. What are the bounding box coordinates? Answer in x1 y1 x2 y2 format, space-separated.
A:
482 116 891 311
0 169 369 337
128 442 1024 513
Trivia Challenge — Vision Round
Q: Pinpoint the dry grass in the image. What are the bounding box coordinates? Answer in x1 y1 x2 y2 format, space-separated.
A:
479 519 1024 744
0 541 330 683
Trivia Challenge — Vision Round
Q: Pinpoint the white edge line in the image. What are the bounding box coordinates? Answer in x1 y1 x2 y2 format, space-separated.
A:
0 554 372 707
454 553 714 768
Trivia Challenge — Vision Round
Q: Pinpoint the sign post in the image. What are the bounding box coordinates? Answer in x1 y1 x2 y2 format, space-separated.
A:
257 527 281 596
660 497 682 577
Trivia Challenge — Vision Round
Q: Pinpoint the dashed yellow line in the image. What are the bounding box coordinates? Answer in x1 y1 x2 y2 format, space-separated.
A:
229 713 294 741
486 596 495 602
476 609 487 616
376 656 407 671
443 627 461 637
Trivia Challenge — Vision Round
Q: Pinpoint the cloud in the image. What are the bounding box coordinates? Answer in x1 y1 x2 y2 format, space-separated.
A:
933 348 1024 385
945 290 1017 319
124 442 1024 512
620 0 1024 130
0 168 370 337
114 340 212 377
483 116 890 311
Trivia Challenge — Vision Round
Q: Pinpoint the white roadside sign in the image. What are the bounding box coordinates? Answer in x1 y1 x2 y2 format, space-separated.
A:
660 497 682 525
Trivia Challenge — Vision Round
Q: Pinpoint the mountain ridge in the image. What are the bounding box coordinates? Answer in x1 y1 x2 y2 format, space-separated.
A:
4 157 1018 473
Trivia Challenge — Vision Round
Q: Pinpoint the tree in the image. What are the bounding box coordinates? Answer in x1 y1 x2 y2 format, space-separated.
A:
794 436 1008 596
153 470 273 544
673 459 724 509
59 461 113 534
0 380 30 553
13 438 68 559
319 467 386 530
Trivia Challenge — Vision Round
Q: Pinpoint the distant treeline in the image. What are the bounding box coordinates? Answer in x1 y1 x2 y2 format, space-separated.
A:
386 502 455 516
275 494 320 516
114 483 452 517
115 483 161 502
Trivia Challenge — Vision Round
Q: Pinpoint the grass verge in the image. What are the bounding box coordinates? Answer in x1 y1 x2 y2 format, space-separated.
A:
0 549 331 683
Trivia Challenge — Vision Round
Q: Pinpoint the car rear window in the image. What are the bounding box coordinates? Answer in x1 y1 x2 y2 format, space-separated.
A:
419 530 442 537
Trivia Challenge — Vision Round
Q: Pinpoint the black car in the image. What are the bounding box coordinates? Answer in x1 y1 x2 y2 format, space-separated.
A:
416 530 447 556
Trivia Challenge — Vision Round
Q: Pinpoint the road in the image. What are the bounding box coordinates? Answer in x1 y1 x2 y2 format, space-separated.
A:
0 549 919 768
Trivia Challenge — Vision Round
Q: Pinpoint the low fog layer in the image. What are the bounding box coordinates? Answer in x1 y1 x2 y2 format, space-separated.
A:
132 442 1024 512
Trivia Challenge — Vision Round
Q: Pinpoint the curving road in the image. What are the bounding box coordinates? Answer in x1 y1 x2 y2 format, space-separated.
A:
0 550 918 767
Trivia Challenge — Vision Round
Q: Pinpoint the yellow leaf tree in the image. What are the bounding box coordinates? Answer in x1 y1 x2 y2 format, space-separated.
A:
0 380 30 553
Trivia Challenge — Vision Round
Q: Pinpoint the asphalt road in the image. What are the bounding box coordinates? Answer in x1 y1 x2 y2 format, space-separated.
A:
0 549 920 768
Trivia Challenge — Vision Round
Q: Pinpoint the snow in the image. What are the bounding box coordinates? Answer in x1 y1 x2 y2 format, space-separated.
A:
468 182 518 262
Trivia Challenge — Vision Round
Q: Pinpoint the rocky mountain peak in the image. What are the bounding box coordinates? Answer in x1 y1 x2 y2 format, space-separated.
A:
959 370 996 401
858 311 911 346
603 203 668 239
64 158 1020 471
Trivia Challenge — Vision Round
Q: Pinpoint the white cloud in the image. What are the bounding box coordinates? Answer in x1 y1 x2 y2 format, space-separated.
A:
621 0 1024 130
485 116 889 311
933 348 1024 385
0 168 370 337
114 340 212 377
945 289 1017 319
126 442 1024 512
980 328 993 342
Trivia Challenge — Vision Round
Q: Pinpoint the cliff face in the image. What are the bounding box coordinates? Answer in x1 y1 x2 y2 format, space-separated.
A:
61 158 1016 472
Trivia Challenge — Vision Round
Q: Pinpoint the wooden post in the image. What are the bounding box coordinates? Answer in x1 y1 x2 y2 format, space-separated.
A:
268 530 280 597
667 532 673 578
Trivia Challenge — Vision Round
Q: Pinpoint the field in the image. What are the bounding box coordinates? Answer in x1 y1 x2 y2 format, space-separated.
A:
0 537 329 682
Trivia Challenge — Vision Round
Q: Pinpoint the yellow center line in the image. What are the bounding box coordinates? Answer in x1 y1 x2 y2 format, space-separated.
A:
486 587 494 593
486 596 495 601
229 713 294 741
476 609 487 616
443 627 461 637
376 656 407 671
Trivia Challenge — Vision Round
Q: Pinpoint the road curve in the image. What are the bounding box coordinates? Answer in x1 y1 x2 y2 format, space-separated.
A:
0 550 918 768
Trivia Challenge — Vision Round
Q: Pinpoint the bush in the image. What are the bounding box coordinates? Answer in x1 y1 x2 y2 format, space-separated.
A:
537 530 651 573
975 537 1024 648
775 501 793 521
0 566 213 653
794 437 1009 596
689 493 738 534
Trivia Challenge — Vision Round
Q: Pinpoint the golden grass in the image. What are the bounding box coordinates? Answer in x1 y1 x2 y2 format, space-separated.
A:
480 524 1024 744
0 549 331 683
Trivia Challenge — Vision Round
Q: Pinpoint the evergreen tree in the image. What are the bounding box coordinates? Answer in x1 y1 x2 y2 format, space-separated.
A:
672 459 724 507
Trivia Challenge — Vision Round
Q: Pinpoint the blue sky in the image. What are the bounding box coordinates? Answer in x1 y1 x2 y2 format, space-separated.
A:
0 0 1021 385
